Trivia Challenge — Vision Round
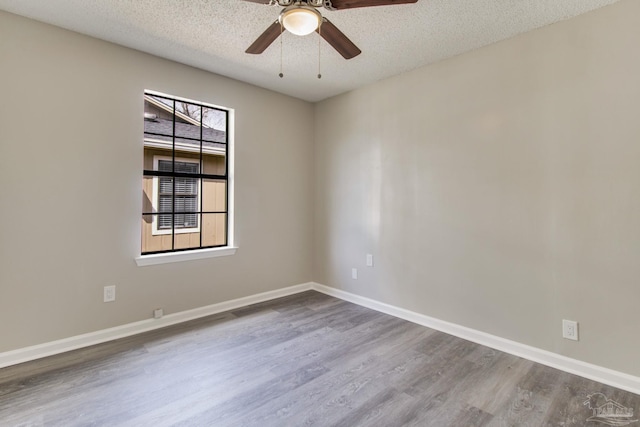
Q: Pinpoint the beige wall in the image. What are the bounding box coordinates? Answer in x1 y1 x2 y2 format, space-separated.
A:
314 0 640 376
0 11 314 352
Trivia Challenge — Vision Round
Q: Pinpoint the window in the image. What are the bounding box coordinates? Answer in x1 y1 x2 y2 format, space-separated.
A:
141 91 231 255
153 157 200 234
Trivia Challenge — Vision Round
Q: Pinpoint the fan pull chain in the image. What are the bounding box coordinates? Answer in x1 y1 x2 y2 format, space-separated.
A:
317 22 322 79
279 21 284 78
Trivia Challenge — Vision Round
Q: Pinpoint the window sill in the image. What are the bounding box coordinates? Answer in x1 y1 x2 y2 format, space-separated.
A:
135 246 237 267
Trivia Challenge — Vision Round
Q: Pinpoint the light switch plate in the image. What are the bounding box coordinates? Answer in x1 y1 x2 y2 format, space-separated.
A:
366 254 373 267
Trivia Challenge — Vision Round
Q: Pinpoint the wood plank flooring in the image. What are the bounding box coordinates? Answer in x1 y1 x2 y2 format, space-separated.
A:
1 291 638 426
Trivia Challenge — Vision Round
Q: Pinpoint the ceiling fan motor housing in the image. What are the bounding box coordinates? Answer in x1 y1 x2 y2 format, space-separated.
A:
274 0 326 7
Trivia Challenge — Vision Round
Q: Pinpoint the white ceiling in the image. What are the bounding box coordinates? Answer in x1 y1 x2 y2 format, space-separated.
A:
0 0 621 102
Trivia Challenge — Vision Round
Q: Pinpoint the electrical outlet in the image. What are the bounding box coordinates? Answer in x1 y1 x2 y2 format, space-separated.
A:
366 254 374 267
153 308 164 319
103 285 116 303
562 319 578 341
352 268 358 279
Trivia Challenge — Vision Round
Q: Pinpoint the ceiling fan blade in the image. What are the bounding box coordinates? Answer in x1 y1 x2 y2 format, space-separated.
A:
318 18 361 60
328 0 417 10
246 21 282 54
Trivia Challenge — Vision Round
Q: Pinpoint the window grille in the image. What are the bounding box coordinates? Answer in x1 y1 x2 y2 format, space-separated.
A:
141 91 229 254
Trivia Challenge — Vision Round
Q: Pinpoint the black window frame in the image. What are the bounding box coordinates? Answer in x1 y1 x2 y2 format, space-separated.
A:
142 91 229 255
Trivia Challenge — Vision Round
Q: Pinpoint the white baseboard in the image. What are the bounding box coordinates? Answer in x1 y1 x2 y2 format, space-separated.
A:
0 282 313 369
2 280 639 396
310 282 640 395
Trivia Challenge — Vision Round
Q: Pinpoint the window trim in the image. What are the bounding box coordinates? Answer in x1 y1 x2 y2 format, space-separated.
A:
135 246 238 267
138 89 235 263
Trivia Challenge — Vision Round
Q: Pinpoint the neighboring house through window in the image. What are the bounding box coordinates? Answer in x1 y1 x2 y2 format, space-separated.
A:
141 91 230 255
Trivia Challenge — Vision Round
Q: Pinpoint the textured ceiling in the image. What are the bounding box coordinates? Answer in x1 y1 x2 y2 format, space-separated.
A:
0 0 621 102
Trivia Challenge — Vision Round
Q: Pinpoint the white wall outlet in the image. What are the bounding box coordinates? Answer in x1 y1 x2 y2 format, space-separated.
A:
352 268 358 279
366 254 374 267
153 308 164 319
103 285 116 303
562 319 578 341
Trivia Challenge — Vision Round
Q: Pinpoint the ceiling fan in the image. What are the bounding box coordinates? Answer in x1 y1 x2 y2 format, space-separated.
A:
243 0 419 60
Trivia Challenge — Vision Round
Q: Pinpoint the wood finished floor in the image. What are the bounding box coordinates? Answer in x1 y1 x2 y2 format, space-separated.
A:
1 291 638 426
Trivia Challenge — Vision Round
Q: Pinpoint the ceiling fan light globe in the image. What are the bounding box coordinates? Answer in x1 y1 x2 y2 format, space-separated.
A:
280 7 320 36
